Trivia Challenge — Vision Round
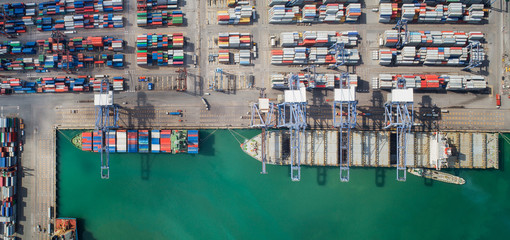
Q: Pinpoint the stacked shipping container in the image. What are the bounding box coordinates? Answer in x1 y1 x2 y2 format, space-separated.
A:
160 130 172 153
269 4 361 23
383 30 483 47
378 46 485 66
280 31 358 47
379 3 486 23
81 132 92 151
187 130 199 154
217 5 254 24
271 73 358 89
136 33 184 66
138 130 149 153
127 130 138 153
0 117 20 233
374 74 487 91
116 130 127 152
80 129 199 154
271 47 360 65
151 130 160 153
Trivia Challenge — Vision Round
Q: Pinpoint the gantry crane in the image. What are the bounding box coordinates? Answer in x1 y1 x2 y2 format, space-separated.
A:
329 42 346 69
333 72 357 182
213 68 224 91
94 79 119 179
384 77 414 181
464 41 483 70
51 30 72 73
278 74 307 181
287 0 301 6
301 65 317 89
250 88 276 174
176 68 187 91
393 19 408 49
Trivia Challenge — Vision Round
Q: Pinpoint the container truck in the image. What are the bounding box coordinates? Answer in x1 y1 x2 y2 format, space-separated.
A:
201 97 210 110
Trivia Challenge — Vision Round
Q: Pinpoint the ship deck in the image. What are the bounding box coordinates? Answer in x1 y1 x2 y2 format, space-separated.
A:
244 130 499 169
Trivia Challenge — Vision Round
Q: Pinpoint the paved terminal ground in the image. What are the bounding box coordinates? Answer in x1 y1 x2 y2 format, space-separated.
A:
1 0 510 239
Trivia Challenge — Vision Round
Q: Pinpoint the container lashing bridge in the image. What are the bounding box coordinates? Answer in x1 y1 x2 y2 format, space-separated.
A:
94 79 119 179
393 19 408 49
250 88 276 174
384 77 414 181
278 74 307 181
333 72 357 182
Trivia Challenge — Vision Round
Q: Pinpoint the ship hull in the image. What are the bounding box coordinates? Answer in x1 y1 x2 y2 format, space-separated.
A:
407 168 466 185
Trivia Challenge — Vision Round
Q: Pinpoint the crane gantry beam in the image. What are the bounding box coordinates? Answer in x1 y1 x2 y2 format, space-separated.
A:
384 78 414 181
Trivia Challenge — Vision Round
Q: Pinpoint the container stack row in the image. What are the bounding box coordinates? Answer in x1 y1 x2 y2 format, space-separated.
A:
0 76 124 94
37 36 124 53
187 130 199 154
136 10 183 26
280 31 358 47
136 50 184 66
379 3 486 23
0 2 33 35
383 30 483 47
271 47 360 65
217 5 254 25
0 118 20 237
218 33 252 48
271 73 358 89
107 130 116 152
374 74 487 91
136 33 184 49
83 129 199 154
269 0 360 6
38 0 124 15
36 13 123 31
269 4 361 23
378 46 485 66
116 130 126 152
136 33 185 66
0 52 124 71
0 41 37 55
136 0 179 10
136 0 182 27
378 0 486 3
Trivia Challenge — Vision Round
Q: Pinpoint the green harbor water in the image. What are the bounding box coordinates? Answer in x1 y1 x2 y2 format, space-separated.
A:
57 130 510 240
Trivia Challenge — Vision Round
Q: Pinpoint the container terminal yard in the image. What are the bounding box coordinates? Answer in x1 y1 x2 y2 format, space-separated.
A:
0 0 509 239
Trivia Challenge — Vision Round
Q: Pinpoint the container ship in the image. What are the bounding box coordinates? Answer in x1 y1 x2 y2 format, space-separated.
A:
241 130 498 170
80 129 199 154
53 217 78 240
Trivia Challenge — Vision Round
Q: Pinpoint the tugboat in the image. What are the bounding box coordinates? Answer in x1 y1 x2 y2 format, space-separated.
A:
408 168 466 185
52 218 78 240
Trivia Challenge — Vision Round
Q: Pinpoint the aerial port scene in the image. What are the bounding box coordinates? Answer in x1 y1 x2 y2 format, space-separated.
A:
0 0 510 239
